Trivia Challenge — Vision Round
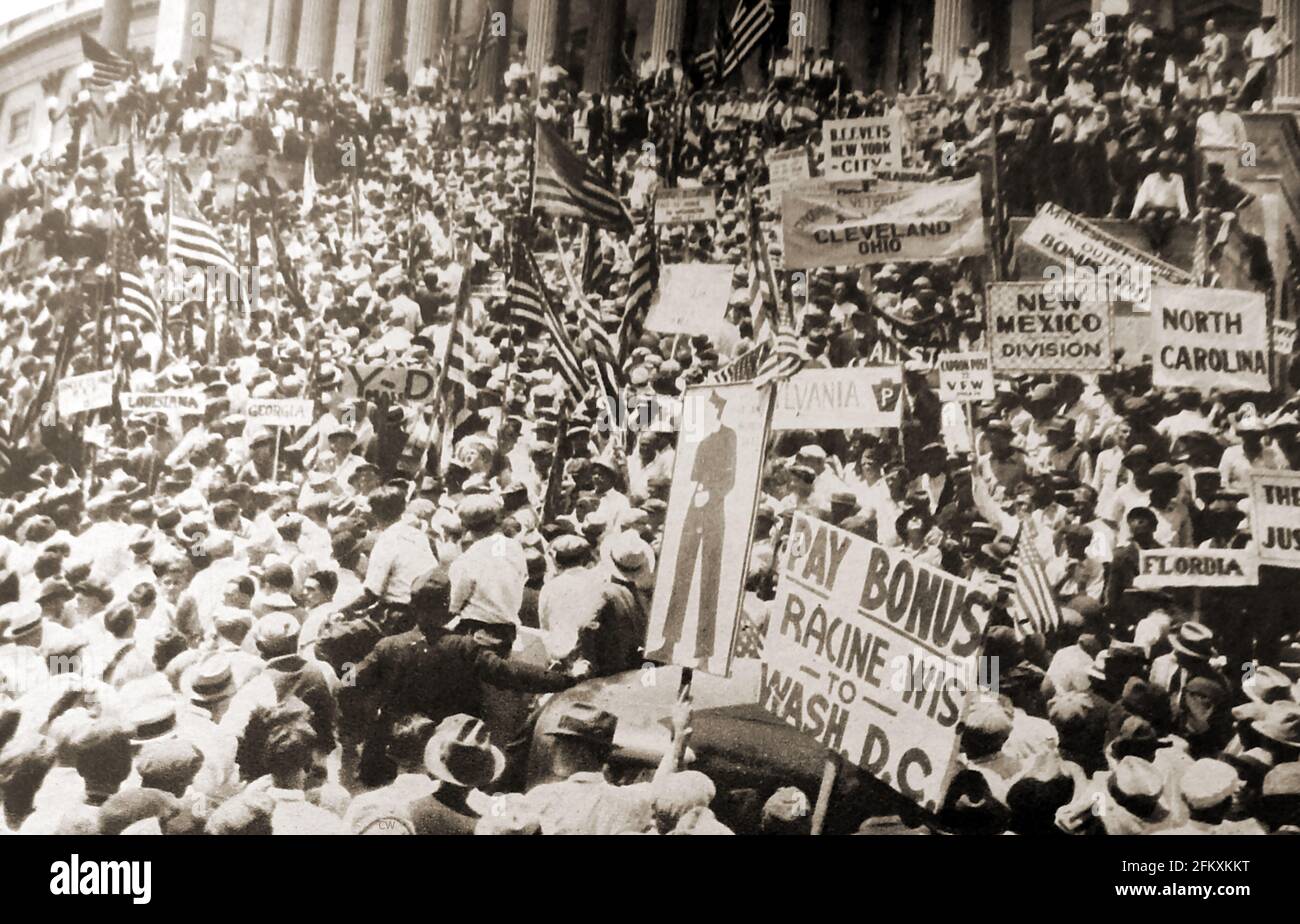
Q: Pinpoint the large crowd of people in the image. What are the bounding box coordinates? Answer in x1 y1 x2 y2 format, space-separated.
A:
0 8 1298 835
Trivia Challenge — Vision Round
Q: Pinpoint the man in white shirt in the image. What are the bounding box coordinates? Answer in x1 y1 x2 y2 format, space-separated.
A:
1130 152 1189 251
356 486 437 614
1194 91 1247 171
413 58 439 100
1239 14 1294 110
449 495 526 634
948 46 982 98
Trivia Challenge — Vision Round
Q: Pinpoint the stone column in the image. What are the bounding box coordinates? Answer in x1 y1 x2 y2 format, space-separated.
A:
649 0 687 68
1008 0 1034 77
525 0 566 79
1277 0 1300 108
333 0 362 81
584 0 626 93
239 0 274 61
405 0 450 73
364 0 399 95
99 0 133 55
179 0 216 65
296 0 340 75
930 0 972 93
789 0 830 61
267 0 301 66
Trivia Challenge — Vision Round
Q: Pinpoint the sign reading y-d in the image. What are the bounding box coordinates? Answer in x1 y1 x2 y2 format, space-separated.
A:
645 383 773 677
343 364 439 403
760 516 989 812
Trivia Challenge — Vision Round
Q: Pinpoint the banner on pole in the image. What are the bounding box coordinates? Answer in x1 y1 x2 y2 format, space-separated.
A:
645 383 773 677
771 366 903 430
655 186 718 225
821 116 903 180
1249 470 1300 569
937 351 994 403
643 264 734 338
244 397 315 427
1134 548 1259 588
781 176 985 270
760 516 989 812
57 370 114 416
1150 286 1269 392
986 282 1113 373
767 147 811 196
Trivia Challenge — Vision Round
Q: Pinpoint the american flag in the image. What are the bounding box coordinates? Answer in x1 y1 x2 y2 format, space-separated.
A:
80 33 131 88
507 240 589 401
617 205 659 362
114 241 163 338
997 522 1064 638
465 6 493 92
533 121 633 233
167 171 247 311
743 180 805 389
720 0 774 81
443 261 477 409
709 342 770 384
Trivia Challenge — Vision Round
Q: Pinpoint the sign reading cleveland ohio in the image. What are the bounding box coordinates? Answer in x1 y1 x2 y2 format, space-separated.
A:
987 281 1113 373
760 515 989 811
1151 286 1270 392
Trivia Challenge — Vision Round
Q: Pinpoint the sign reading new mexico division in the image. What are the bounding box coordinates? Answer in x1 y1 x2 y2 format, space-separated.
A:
760 516 989 812
782 176 985 270
987 282 1113 373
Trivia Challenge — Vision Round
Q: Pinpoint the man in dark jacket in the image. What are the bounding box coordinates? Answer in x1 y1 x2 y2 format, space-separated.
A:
346 568 576 786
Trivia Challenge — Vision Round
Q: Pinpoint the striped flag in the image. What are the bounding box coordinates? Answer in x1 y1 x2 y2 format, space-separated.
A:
167 170 248 313
617 205 659 361
744 179 805 388
709 342 770 383
752 331 808 388
80 33 131 88
720 0 774 81
557 239 622 406
115 265 163 336
999 524 1064 638
533 121 633 233
509 240 589 400
465 6 493 92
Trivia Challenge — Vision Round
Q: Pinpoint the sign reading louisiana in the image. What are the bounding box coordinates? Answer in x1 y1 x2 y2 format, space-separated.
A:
759 515 990 811
781 176 986 269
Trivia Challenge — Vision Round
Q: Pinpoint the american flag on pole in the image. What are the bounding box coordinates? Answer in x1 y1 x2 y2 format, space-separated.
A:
114 250 163 337
719 0 774 81
80 33 131 88
167 170 249 313
508 240 589 401
465 5 493 92
997 522 1064 638
533 121 633 233
708 341 770 384
744 180 805 389
616 204 659 362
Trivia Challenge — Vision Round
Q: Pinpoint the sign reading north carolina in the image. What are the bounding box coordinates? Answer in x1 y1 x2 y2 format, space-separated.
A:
1151 286 1269 392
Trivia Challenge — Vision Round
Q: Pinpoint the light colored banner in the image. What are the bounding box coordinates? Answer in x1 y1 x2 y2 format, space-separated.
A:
937 351 994 403
821 116 903 179
1250 470 1300 569
655 186 718 225
771 366 904 430
120 392 206 414
1135 548 1259 588
987 282 1113 373
1018 202 1191 306
644 263 734 338
342 364 439 403
760 515 989 812
1274 318 1297 356
781 176 985 270
244 397 315 427
646 383 773 677
57 370 114 416
1150 286 1269 392
767 147 811 195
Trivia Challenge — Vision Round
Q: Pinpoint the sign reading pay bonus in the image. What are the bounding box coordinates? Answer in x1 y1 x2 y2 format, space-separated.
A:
822 116 902 179
760 514 989 811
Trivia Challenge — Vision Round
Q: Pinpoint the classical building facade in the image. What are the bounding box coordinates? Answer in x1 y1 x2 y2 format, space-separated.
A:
2 0 1299 169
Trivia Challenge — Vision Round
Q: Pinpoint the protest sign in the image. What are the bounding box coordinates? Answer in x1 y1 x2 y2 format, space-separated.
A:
244 398 315 427
782 176 985 270
643 263 734 339
57 370 114 416
771 366 903 430
1134 549 1259 589
760 516 989 811
986 282 1113 373
821 116 903 179
1274 318 1297 356
937 351 994 403
1249 470 1300 569
342 364 439 403
120 392 206 415
655 186 718 225
1018 203 1191 306
646 383 773 677
767 147 811 195
1150 286 1269 392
